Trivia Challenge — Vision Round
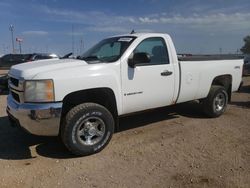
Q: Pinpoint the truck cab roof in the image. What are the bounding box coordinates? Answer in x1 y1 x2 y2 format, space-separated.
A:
112 32 171 38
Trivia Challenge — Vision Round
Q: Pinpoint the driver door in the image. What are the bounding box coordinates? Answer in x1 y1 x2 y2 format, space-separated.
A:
121 37 175 114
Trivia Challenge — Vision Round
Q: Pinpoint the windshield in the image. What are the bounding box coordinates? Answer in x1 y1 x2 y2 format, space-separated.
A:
79 36 136 63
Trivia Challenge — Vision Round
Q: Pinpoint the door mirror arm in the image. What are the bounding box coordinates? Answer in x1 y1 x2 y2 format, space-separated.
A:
128 52 151 68
128 58 136 68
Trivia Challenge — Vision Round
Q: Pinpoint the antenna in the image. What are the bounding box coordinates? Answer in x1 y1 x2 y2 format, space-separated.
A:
130 29 135 34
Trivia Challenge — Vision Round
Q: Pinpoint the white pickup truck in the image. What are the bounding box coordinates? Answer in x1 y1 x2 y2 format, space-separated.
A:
7 33 243 156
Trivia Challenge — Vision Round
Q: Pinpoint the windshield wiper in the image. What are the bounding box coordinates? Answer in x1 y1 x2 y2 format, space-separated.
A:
79 56 100 61
61 52 73 59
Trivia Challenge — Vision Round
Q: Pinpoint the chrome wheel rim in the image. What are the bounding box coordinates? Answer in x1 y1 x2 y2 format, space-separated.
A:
77 117 105 146
213 92 226 112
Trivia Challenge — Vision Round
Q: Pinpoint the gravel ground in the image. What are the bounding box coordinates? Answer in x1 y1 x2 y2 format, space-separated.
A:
0 72 249 188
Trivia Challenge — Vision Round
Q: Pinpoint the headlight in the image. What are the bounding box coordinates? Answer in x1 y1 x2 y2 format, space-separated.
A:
24 80 55 102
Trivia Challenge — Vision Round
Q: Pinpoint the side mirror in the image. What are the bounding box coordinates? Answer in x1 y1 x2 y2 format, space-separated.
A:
128 52 151 68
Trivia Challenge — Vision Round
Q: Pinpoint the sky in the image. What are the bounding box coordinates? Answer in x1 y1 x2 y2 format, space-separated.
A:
0 0 250 56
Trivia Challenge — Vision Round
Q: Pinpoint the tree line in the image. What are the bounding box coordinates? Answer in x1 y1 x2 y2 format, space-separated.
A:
241 35 250 54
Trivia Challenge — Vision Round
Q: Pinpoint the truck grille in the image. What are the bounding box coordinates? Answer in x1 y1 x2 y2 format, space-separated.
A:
11 91 20 103
8 76 23 103
10 77 19 87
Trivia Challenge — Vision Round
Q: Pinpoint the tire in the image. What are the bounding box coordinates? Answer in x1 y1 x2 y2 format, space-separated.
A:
61 103 114 156
202 86 228 118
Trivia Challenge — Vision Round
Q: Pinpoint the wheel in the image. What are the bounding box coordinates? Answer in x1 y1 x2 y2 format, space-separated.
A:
61 103 114 156
202 86 228 118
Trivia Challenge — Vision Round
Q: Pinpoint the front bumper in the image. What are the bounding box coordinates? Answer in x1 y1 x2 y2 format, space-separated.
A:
6 95 62 136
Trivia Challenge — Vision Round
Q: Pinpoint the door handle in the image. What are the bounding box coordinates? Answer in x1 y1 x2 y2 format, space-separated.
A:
161 70 172 76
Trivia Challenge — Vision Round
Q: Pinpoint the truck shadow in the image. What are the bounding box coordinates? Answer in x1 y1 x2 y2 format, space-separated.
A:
0 116 74 160
117 101 205 132
237 85 250 94
0 101 206 160
229 101 250 109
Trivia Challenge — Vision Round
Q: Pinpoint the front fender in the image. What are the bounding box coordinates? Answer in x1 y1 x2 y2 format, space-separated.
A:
33 62 122 115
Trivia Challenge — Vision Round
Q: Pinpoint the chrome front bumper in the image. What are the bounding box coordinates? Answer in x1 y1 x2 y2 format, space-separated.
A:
6 95 62 136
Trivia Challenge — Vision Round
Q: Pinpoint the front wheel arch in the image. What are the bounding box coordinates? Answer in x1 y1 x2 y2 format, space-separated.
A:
60 87 119 134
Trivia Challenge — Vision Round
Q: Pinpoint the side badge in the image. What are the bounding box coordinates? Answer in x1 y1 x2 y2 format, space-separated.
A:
234 66 240 69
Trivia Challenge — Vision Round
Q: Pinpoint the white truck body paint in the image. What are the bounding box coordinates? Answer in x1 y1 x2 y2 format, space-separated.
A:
177 59 243 103
8 33 243 116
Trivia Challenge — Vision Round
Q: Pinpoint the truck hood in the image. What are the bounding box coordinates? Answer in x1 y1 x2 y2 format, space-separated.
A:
9 59 88 79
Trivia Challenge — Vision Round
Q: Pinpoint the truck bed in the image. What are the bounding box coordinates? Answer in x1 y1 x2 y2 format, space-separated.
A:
176 59 243 104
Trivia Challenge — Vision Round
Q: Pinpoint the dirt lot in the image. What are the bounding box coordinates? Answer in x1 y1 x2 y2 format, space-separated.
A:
0 70 9 76
0 72 249 188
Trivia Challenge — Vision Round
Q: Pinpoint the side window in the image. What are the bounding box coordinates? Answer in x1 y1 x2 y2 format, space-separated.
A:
133 37 169 65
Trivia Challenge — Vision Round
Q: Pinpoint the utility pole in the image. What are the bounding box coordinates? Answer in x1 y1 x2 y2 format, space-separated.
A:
80 37 84 54
219 47 222 55
19 41 22 53
9 25 15 54
72 25 75 55
16 38 23 54
2 44 6 54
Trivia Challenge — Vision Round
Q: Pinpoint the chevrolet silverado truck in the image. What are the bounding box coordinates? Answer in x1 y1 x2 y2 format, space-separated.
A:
7 33 243 156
